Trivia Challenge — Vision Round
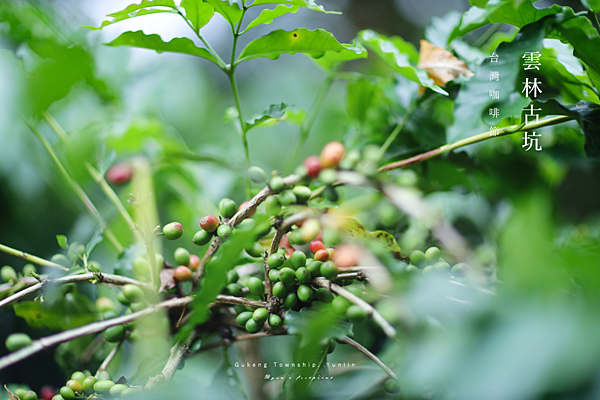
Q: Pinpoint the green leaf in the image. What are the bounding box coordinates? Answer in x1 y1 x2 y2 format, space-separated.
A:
237 28 346 62
357 30 448 96
313 42 368 71
14 294 97 330
56 235 68 249
205 0 243 27
241 5 299 34
106 31 218 65
346 77 378 124
181 0 215 33
250 0 340 14
85 225 104 256
534 99 600 160
246 102 289 130
82 0 177 30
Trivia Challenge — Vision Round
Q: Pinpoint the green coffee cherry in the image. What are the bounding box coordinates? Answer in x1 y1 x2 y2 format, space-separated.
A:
315 288 334 303
174 247 191 266
71 371 86 385
1 265 17 282
307 261 323 278
248 277 265 295
96 371 111 381
5 333 32 351
292 186 312 204
82 376 98 394
295 267 311 284
278 267 296 284
227 270 239 284
332 296 350 314
132 257 149 280
130 301 147 312
451 262 469 277
59 387 75 400
217 225 232 240
410 250 426 268
283 293 298 308
163 222 184 240
433 261 450 272
267 253 285 269
22 263 37 276
103 310 119 320
422 265 434 274
346 286 363 298
299 219 320 243
104 325 126 343
65 380 82 395
424 247 440 264
278 190 297 206
268 269 280 282
405 264 420 274
117 291 130 306
297 285 313 302
252 308 269 323
237 311 254 326
245 242 264 258
346 305 367 322
384 379 401 394
269 176 285 193
193 230 212 246
226 283 243 296
110 384 128 397
156 253 165 268
93 380 115 394
320 261 338 281
324 186 339 202
219 198 237 218
122 284 145 303
319 168 337 185
14 389 27 399
290 251 307 269
51 395 64 400
246 318 262 333
272 282 287 298
269 314 282 327
248 166 267 183
265 196 282 216
121 388 142 397
24 390 38 400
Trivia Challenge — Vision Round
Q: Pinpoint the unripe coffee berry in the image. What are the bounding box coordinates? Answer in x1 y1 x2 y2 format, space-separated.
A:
346 305 367 322
300 218 320 243
193 230 212 246
226 283 243 296
227 270 239 284
22 263 37 276
5 333 32 351
252 308 269 324
174 266 193 282
269 314 282 327
109 384 128 397
384 379 401 394
269 176 285 193
122 284 145 303
24 391 38 400
265 196 282 216
245 318 261 333
199 215 219 232
332 296 350 314
219 198 237 218
236 311 254 326
314 249 329 262
307 260 323 277
269 269 280 282
14 389 27 398
425 247 441 264
71 371 86 385
163 222 183 240
105 325 125 343
292 185 312 204
248 166 267 183
283 293 298 308
273 282 287 298
93 380 115 394
295 267 311 283
278 190 297 206
1 265 17 282
451 262 469 277
174 247 191 266
278 267 296 284
96 297 115 313
316 288 334 303
320 261 338 281
82 376 97 394
267 253 285 269
297 284 313 302
409 250 426 268
303 155 322 178
59 387 75 400
217 224 232 240
247 277 265 295
320 141 345 169
65 380 82 395
189 254 200 271
290 251 307 269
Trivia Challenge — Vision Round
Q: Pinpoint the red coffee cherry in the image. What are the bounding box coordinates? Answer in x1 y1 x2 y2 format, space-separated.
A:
303 155 322 178
105 162 133 185
320 141 345 169
309 240 326 254
314 249 329 262
174 266 193 282
199 215 219 232
238 201 256 218
189 254 201 271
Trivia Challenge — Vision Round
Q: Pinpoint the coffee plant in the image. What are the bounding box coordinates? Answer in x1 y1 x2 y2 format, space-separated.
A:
1 0 600 399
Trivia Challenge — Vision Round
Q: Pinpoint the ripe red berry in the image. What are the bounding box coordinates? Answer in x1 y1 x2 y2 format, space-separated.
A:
320 141 345 169
199 215 219 232
310 240 326 254
40 386 55 400
189 254 200 271
303 155 322 178
238 201 256 218
314 249 329 262
174 266 193 282
105 162 133 185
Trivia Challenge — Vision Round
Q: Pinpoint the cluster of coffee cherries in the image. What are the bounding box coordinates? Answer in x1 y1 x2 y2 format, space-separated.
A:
405 246 469 278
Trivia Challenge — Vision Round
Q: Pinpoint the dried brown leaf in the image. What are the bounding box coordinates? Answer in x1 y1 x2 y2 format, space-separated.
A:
417 40 474 86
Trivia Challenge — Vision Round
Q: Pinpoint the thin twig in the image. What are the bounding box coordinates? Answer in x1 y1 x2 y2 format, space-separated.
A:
213 294 268 309
0 243 67 270
341 336 397 380
96 332 129 375
0 273 152 309
190 332 276 357
79 334 105 367
0 296 192 371
312 279 397 338
145 332 196 389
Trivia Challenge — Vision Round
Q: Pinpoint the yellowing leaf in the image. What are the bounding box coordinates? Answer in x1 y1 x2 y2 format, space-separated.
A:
341 218 402 258
417 40 474 86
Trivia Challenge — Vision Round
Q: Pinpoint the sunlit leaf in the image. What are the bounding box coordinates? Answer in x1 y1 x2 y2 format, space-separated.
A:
237 28 346 62
82 0 177 30
242 5 299 34
106 31 218 65
358 30 448 96
417 40 474 86
181 0 215 33
246 102 289 131
313 42 368 71
250 0 340 14
205 0 243 27
56 234 68 249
